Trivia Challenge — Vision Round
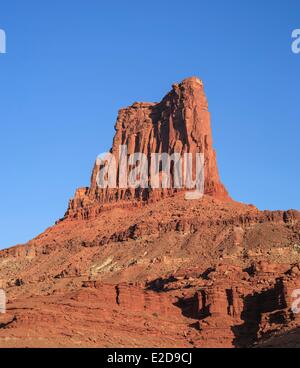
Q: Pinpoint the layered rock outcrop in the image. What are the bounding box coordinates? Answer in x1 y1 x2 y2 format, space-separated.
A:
2 263 300 348
67 77 230 218
150 262 300 348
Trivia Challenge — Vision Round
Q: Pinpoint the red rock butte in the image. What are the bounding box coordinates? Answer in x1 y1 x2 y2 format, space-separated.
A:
67 77 230 219
0 77 300 348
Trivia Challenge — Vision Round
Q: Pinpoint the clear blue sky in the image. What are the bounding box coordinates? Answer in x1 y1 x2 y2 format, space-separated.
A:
0 0 299 249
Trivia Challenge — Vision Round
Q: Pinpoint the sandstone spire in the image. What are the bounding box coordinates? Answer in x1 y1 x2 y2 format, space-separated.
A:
68 77 230 217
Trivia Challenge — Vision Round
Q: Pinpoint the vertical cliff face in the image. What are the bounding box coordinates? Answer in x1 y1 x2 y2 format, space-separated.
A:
67 77 230 217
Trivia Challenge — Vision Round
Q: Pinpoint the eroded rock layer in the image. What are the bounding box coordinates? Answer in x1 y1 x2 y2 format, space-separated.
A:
1 262 300 347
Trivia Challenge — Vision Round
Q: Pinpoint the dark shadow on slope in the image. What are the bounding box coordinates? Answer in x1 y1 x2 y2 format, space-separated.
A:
232 278 287 348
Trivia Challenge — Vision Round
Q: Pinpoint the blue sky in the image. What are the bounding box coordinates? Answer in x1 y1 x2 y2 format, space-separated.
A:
0 0 299 249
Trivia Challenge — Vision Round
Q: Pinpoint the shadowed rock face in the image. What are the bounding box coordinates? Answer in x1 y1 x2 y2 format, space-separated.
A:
67 77 230 217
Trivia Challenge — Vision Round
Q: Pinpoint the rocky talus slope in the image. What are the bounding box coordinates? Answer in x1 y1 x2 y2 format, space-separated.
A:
0 78 299 348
